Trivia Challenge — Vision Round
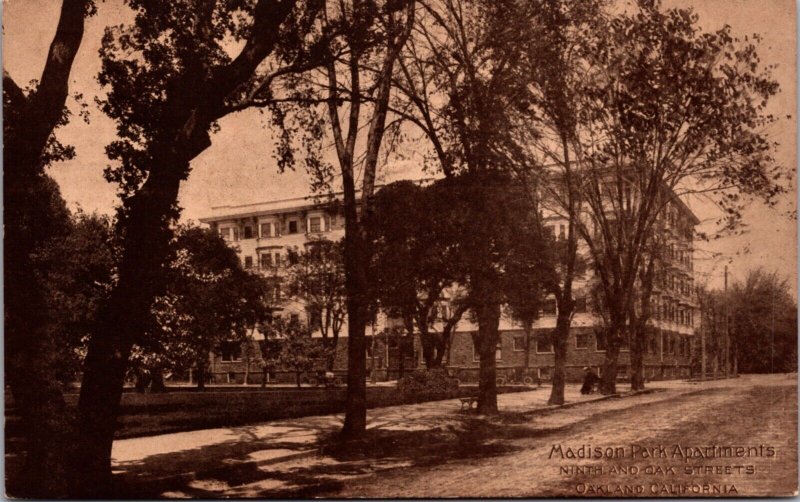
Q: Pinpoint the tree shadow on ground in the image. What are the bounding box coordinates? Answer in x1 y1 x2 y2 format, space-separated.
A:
114 410 568 498
117 390 711 498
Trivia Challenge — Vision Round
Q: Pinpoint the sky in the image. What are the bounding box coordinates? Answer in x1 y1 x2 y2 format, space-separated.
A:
2 0 797 295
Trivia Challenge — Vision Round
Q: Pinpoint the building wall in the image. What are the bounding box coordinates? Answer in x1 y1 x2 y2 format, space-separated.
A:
201 185 699 385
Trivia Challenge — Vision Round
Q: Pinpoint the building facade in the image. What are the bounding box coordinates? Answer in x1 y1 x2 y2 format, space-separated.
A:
200 186 699 384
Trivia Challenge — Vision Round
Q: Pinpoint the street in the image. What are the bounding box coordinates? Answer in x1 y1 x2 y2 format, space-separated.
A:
114 374 798 498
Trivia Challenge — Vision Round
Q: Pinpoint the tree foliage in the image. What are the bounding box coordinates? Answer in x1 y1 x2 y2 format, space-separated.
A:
369 180 468 368
286 237 347 367
728 269 797 374
264 317 332 387
139 224 273 386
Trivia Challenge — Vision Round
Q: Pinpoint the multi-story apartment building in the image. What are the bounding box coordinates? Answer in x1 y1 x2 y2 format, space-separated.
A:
200 185 699 384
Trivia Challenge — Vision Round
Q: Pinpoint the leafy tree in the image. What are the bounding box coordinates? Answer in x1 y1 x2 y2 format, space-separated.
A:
3 0 94 496
37 212 117 385
370 181 468 369
387 0 552 413
286 238 346 370
265 317 332 388
79 1 335 491
729 269 797 374
565 2 787 393
146 225 273 390
433 173 547 413
512 0 601 405
501 229 557 373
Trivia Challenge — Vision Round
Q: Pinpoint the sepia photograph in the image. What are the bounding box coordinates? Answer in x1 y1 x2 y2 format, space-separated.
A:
3 0 798 498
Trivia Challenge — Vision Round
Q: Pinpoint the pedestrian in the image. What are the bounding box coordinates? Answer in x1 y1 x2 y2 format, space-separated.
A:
580 367 599 394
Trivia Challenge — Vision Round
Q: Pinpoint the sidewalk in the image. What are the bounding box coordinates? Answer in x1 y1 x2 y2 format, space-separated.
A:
111 382 646 491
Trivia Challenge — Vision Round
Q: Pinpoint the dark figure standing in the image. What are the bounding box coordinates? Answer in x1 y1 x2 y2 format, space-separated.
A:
580 367 599 394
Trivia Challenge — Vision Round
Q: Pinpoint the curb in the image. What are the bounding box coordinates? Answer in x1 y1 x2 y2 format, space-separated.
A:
528 387 668 415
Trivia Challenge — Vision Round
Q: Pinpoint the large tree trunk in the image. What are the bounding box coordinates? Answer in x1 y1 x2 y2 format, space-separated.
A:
341 223 369 438
150 366 167 393
599 325 623 394
548 314 571 405
3 1 88 497
6 333 75 498
472 303 501 414
630 324 647 391
197 360 207 391
72 166 183 497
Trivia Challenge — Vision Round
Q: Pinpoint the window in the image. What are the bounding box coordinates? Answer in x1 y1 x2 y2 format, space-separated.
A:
472 340 502 361
648 335 657 354
219 227 231 240
288 220 299 234
232 227 240 241
220 341 242 362
307 307 322 329
544 225 555 238
513 335 526 352
260 253 273 268
260 222 277 238
558 224 566 240
596 330 607 351
244 225 254 239
309 216 322 233
574 297 587 313
541 299 557 316
575 333 590 350
536 337 553 353
244 256 253 269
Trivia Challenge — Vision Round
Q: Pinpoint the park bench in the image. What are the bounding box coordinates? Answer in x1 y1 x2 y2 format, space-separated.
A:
459 396 478 411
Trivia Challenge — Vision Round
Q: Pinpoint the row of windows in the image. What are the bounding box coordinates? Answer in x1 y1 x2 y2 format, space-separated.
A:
476 332 692 361
538 297 587 316
543 223 568 240
652 298 694 327
219 215 331 242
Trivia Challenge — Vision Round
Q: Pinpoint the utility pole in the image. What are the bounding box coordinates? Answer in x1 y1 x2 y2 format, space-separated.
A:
699 292 706 381
724 265 730 378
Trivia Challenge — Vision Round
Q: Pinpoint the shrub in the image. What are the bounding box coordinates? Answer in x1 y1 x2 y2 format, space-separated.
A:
397 369 459 397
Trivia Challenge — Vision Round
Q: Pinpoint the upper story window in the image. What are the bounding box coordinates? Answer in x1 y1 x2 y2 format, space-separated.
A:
309 216 322 233
513 335 525 351
260 221 280 238
575 333 590 349
541 298 557 316
243 225 254 239
244 256 254 269
219 226 239 241
288 220 299 234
